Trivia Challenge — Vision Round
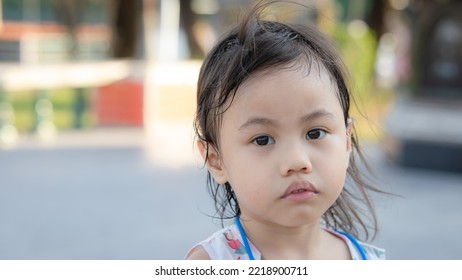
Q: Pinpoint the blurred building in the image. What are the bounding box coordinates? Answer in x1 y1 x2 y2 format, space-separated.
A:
0 0 145 137
385 0 462 172
0 0 110 63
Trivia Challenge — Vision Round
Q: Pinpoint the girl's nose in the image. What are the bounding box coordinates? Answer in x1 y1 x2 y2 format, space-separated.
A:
279 143 313 176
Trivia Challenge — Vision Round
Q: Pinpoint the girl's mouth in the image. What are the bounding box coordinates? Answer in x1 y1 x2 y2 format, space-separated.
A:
281 180 318 202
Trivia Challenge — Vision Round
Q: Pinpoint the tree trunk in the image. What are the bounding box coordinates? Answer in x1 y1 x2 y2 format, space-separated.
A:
366 0 387 40
111 0 140 58
179 0 203 58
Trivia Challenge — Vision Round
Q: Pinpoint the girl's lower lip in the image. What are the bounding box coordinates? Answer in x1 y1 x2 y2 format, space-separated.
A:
283 190 317 202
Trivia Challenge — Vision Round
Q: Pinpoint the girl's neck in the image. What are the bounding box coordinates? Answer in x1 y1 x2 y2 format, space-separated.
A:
239 217 350 260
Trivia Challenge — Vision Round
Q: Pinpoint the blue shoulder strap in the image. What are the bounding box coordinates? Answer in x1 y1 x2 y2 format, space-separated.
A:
235 217 255 260
334 230 368 260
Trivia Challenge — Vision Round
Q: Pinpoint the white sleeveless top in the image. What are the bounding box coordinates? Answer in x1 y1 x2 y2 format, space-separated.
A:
186 224 385 260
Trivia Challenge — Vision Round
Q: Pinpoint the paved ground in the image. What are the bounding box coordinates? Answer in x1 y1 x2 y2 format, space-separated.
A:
1 128 462 260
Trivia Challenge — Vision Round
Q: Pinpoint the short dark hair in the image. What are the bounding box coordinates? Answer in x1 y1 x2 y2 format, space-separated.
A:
194 1 382 240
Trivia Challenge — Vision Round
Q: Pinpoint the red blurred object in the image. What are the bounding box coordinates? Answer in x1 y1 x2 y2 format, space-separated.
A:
96 80 143 126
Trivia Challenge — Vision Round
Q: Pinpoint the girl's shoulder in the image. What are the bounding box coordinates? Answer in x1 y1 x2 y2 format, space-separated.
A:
185 224 261 260
185 245 211 260
324 229 386 260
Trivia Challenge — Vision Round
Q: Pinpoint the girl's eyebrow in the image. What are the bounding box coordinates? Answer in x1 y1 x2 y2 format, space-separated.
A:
238 117 277 131
300 109 337 123
239 109 337 131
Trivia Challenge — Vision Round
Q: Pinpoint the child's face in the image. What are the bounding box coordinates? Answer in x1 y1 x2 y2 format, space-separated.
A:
207 65 352 228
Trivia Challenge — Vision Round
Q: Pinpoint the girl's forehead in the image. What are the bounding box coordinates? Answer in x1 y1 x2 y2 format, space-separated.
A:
227 66 340 114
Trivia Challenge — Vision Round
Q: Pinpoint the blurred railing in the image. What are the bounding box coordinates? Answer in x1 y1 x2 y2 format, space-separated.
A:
0 60 132 90
0 60 135 144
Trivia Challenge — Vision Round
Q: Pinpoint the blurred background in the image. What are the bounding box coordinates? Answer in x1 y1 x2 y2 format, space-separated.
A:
0 0 461 260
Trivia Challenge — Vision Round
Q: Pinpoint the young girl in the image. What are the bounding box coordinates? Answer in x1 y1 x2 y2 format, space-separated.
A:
186 2 385 260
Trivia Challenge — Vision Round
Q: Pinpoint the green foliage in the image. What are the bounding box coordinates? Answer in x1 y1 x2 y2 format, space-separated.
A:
331 24 377 98
326 23 395 142
7 88 95 132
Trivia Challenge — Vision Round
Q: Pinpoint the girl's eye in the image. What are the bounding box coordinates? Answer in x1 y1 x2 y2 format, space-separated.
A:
252 135 275 146
306 129 326 140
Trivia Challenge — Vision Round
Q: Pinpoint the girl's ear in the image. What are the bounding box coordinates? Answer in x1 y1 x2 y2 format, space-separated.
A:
197 141 228 184
346 119 353 150
345 119 354 165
